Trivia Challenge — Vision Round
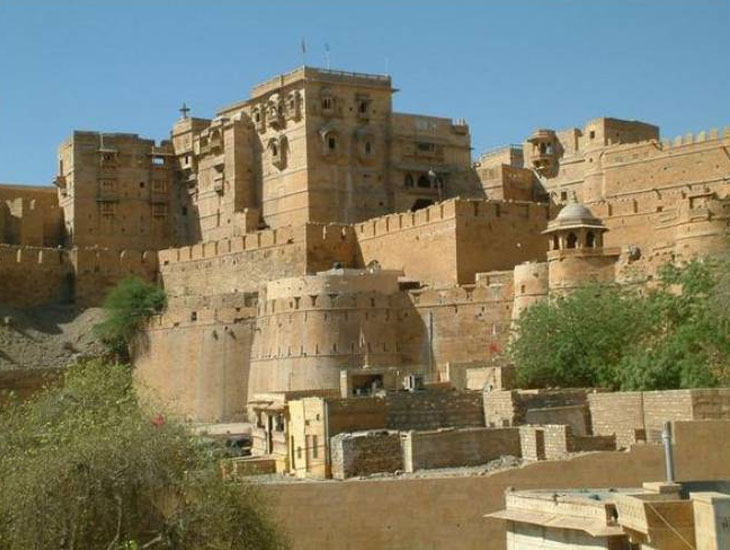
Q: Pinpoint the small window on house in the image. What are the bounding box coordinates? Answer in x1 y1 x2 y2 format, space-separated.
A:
181 206 188 216
271 142 278 157
322 97 333 110
289 97 295 110
358 100 368 114
417 142 435 152
139 181 145 188
254 110 260 122
328 136 337 151
417 174 431 188
404 174 414 187
560 191 568 201
152 157 165 166
589 130 596 139
566 232 578 249
190 311 197 321
364 140 372 155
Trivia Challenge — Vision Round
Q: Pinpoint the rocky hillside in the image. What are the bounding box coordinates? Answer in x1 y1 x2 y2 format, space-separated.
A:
0 305 106 371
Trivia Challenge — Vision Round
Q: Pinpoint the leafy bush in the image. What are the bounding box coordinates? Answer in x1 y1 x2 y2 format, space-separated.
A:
510 258 730 390
0 360 287 550
95 277 166 359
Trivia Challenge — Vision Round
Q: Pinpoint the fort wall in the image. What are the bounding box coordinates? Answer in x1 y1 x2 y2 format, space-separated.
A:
0 245 72 307
134 303 257 422
354 199 550 286
0 184 63 247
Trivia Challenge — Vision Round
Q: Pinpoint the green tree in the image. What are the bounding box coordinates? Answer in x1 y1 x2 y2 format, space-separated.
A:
617 258 730 390
0 360 287 550
510 259 730 391
95 277 167 360
510 283 651 389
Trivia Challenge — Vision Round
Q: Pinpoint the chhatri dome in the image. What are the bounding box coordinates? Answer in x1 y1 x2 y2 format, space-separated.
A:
544 200 607 250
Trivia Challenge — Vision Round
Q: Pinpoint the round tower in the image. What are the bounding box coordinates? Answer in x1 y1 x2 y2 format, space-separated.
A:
673 193 730 259
544 202 619 292
512 261 549 322
248 267 404 397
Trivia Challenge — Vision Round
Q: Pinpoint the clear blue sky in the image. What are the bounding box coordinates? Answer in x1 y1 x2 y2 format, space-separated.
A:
1 0 729 185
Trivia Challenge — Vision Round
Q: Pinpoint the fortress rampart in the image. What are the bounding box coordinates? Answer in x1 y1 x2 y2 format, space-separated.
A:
0 244 157 308
356 199 550 286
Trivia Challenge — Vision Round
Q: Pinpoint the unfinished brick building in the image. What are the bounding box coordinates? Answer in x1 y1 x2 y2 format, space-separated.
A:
2 65 730 423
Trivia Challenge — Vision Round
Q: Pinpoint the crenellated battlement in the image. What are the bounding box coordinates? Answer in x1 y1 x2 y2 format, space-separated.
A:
158 225 301 266
147 304 257 331
0 244 68 266
355 198 550 242
601 125 730 161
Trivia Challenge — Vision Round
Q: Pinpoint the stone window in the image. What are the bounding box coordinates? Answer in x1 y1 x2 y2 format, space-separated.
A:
99 151 118 166
404 174 414 187
589 130 596 139
100 202 116 219
269 136 288 169
153 203 168 219
328 135 337 151
566 232 578 249
417 142 435 153
99 179 116 191
586 231 596 248
322 97 333 111
364 140 373 155
417 174 431 188
152 157 165 166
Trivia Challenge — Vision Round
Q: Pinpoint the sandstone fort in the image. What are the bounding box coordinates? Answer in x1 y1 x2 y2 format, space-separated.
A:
3 65 730 549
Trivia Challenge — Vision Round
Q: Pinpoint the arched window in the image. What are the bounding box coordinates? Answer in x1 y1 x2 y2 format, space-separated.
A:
404 174 414 188
586 231 596 248
271 142 278 157
566 232 578 249
364 140 372 155
417 174 431 188
328 135 337 151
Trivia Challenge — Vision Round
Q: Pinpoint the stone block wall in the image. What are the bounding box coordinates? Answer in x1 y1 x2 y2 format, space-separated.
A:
484 388 594 428
401 427 521 472
519 426 545 461
520 424 616 461
385 391 484 431
588 389 730 448
330 430 403 480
